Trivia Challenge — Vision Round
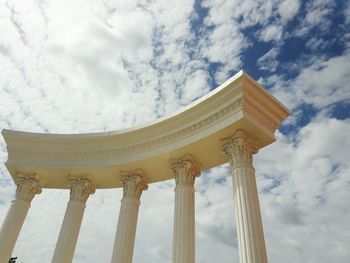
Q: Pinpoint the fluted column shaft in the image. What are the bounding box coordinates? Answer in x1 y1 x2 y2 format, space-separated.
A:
170 155 200 263
222 130 267 263
111 169 148 263
52 176 95 263
0 175 42 263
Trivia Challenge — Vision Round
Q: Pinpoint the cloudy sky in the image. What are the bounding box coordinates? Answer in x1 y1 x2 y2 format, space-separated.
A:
0 0 349 262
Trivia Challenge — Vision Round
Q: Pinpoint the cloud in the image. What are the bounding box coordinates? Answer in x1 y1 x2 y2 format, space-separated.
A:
346 2 350 25
266 49 350 111
257 47 280 72
293 0 336 37
259 24 283 42
256 117 350 262
278 0 300 23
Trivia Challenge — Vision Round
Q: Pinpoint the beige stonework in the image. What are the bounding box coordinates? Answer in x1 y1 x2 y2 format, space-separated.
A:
222 130 268 263
52 176 95 263
170 155 200 263
111 169 148 263
1 70 289 189
0 174 42 263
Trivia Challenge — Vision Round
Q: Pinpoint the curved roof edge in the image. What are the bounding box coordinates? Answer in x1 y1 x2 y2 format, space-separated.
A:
2 70 289 189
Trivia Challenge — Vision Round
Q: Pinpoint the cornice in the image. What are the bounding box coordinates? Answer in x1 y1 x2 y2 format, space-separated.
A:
5 96 244 168
2 70 289 188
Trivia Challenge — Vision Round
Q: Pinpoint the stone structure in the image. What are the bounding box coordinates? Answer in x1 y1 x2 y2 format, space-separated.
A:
111 169 148 263
52 176 95 262
0 70 288 263
170 155 200 263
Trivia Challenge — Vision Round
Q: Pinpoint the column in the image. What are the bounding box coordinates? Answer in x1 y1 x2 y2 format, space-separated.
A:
170 155 200 263
111 169 148 263
221 130 268 263
0 174 42 263
52 176 95 263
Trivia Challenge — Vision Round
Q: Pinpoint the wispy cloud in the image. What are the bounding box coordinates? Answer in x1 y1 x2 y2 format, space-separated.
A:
267 49 350 111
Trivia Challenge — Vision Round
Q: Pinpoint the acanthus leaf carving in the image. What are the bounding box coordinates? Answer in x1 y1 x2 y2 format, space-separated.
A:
170 154 201 187
15 173 42 203
69 175 96 203
221 130 258 168
121 169 148 200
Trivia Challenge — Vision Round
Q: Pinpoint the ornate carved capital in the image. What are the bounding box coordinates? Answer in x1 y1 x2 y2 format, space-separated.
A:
69 175 96 203
15 173 42 203
170 154 201 187
121 169 148 200
221 130 258 168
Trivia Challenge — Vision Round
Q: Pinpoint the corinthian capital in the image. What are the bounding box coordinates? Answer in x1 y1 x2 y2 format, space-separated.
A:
15 173 42 203
121 169 148 200
69 175 96 203
170 154 200 187
221 130 258 168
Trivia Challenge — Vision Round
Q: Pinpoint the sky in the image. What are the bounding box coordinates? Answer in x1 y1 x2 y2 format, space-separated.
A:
0 0 349 262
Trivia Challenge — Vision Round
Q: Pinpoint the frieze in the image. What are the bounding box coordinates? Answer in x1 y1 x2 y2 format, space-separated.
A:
7 98 243 166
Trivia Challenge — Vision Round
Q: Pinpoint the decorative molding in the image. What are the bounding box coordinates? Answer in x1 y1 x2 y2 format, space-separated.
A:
69 175 95 203
120 169 148 200
244 100 279 132
14 173 42 203
170 154 200 187
2 72 289 190
221 130 258 168
6 97 243 166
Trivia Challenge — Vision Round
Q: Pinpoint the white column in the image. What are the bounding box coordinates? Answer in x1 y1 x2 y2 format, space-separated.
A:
222 130 268 263
170 155 200 263
0 174 42 263
111 169 148 263
52 176 95 263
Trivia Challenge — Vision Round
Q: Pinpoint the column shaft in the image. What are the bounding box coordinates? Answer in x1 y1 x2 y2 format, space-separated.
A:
170 155 200 263
0 175 42 263
222 130 267 263
111 169 148 263
0 200 30 263
52 176 95 263
232 166 267 263
51 201 86 262
173 185 195 263
111 198 140 262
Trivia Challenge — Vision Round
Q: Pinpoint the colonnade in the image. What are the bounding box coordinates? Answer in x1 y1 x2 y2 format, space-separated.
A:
0 130 268 263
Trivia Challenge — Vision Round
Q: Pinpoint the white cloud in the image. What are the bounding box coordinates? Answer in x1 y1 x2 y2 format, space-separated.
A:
259 24 283 42
278 0 300 23
181 69 210 105
293 0 335 37
345 2 350 25
256 118 350 262
267 49 350 111
203 0 275 28
305 36 334 51
257 47 280 72
199 21 246 83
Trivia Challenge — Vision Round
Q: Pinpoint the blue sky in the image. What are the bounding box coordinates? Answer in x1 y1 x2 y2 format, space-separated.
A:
0 0 349 262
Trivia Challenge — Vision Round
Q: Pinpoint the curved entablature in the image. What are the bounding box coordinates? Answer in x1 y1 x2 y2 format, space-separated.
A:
2 70 289 189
